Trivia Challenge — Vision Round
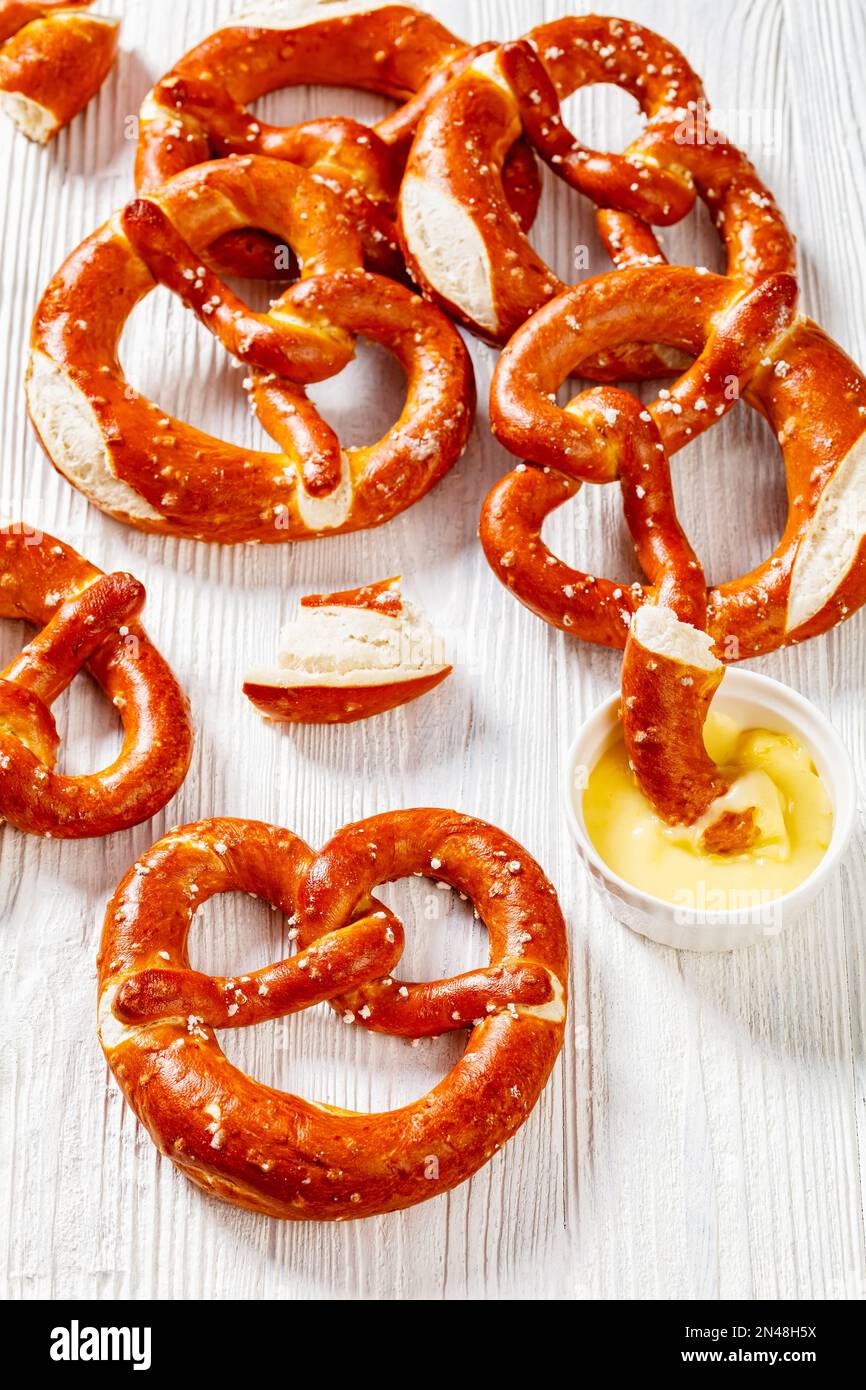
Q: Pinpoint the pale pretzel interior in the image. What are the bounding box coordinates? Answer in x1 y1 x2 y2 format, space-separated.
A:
246 588 448 688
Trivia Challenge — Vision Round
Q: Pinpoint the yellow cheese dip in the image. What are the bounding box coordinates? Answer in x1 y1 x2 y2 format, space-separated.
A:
582 713 832 911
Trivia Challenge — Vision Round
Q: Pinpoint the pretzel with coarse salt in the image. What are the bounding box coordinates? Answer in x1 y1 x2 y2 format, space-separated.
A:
0 523 192 838
481 264 866 841
0 1 118 144
136 0 541 282
27 154 474 544
97 810 567 1220
400 14 701 348
244 576 451 723
400 13 794 371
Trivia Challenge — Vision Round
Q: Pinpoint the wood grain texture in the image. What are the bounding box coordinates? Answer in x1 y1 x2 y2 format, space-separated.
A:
1 0 865 1301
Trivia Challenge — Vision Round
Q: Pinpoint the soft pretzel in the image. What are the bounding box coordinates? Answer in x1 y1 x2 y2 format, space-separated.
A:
244 577 451 723
0 523 193 837
26 154 475 543
97 810 568 1220
400 14 794 357
135 0 540 281
400 15 694 345
0 1 118 144
481 264 866 836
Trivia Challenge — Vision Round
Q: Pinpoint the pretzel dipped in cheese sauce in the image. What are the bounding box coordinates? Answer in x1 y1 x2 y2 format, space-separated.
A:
620 609 759 856
0 523 192 837
482 264 866 844
583 709 834 907
466 15 862 853
97 811 568 1220
0 1 118 144
26 155 475 543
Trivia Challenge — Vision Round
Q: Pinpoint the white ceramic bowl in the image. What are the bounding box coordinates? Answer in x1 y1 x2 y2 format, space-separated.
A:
563 668 856 951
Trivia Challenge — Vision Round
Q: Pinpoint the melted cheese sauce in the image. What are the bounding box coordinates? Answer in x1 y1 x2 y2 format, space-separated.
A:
582 714 832 911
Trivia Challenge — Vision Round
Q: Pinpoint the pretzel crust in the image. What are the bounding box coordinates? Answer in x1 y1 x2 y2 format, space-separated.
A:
27 155 475 543
97 811 568 1220
0 3 118 144
243 671 449 724
0 524 193 837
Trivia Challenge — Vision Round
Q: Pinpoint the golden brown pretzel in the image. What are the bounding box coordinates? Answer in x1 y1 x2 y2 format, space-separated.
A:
481 265 866 835
97 810 568 1220
400 12 796 368
500 27 795 286
0 523 193 837
400 14 703 346
0 1 118 144
135 1 540 281
26 155 475 543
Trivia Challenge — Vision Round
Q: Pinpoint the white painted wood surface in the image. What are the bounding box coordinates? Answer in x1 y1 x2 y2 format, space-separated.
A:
1 0 865 1301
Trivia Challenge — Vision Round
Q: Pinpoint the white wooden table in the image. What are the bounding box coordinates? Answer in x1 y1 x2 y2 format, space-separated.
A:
1 0 864 1301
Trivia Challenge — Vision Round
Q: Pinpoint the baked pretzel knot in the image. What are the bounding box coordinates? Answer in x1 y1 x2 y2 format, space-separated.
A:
135 0 541 282
400 15 691 345
27 155 474 543
98 811 567 1220
400 14 794 356
0 524 192 837
482 264 866 844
